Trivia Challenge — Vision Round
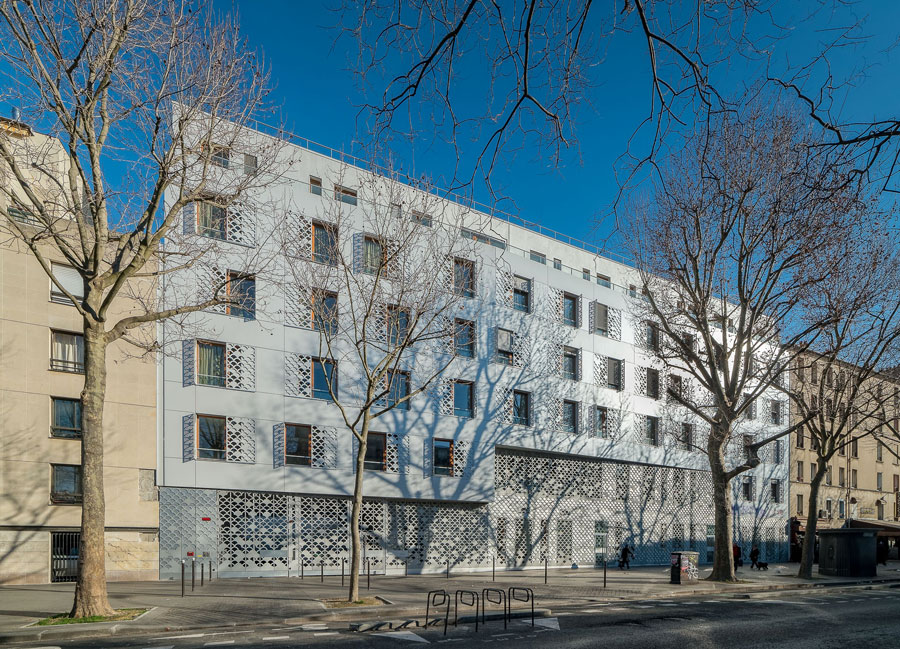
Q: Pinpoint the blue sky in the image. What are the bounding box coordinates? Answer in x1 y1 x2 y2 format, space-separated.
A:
218 1 900 250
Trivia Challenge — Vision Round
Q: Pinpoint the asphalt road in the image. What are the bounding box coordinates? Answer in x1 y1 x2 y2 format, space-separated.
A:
13 586 900 648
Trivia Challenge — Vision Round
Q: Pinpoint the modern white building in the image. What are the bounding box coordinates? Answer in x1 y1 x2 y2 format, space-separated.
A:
157 126 791 578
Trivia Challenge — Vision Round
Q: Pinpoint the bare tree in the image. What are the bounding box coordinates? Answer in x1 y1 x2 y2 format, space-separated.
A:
281 164 483 601
629 104 873 581
788 236 900 578
0 0 282 617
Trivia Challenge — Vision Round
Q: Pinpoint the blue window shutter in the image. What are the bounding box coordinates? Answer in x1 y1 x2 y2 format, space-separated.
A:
182 339 195 386
182 414 195 462
273 423 285 468
182 202 195 234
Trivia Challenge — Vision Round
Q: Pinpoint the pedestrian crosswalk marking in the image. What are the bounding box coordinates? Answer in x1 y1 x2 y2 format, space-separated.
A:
373 630 430 643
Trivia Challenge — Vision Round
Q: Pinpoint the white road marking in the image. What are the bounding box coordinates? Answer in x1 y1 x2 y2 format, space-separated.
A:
303 623 330 630
682 602 700 605
143 646 175 649
635 605 654 609
580 609 611 613
203 642 235 647
262 637 290 641
152 634 204 640
660 603 678 607
371 630 430 643
314 632 340 636
533 617 560 630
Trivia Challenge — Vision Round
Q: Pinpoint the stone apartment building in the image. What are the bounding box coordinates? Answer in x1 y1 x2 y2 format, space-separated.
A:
789 354 900 545
0 116 159 584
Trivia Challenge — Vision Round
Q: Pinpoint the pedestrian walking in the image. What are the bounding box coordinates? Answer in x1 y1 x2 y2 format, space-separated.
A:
749 545 760 570
732 542 742 569
619 544 632 570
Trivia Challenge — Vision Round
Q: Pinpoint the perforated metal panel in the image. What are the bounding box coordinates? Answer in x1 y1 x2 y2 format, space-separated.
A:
225 344 256 391
225 417 256 463
285 353 312 398
182 414 195 462
182 340 195 386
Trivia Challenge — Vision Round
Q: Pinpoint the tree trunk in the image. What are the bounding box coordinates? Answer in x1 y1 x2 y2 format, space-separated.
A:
707 428 736 582
798 469 826 579
71 323 115 618
348 421 368 602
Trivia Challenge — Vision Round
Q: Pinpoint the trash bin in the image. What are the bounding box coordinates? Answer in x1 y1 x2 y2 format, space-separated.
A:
670 551 700 584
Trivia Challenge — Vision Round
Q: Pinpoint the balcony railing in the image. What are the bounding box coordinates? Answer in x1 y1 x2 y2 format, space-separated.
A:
50 358 85 374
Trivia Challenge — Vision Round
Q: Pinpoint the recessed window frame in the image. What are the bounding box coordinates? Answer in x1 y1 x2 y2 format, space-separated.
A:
512 276 531 313
512 390 531 426
197 414 227 460
334 184 358 206
386 369 410 410
50 397 82 439
50 330 85 374
285 423 312 466
309 176 323 195
225 271 256 319
50 464 82 504
312 221 338 265
496 328 515 365
561 400 579 434
312 291 339 336
562 346 579 380
433 438 454 476
595 406 608 438
562 293 578 327
453 380 474 418
196 340 226 387
364 432 387 471
453 258 476 298
311 358 337 401
454 319 476 358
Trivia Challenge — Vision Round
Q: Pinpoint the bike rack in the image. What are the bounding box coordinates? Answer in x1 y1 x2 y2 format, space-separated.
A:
454 590 480 631
508 586 535 627
425 589 450 635
481 588 508 629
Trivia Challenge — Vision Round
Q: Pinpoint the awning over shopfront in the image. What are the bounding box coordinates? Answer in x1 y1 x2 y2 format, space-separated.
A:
847 519 900 537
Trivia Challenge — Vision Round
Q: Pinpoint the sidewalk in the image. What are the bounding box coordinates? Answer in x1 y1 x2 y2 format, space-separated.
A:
2 562 900 643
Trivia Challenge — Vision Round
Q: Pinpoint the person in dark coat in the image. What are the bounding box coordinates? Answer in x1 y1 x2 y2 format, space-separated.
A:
732 542 742 569
749 545 760 570
619 544 633 570
877 538 889 566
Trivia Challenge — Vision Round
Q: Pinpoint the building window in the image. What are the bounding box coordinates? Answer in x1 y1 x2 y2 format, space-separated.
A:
607 358 623 391
770 400 782 425
312 291 339 335
196 341 226 386
453 259 476 298
50 263 84 305
311 358 336 400
646 368 660 399
454 319 476 357
51 398 82 439
878 472 884 492
797 461 804 481
411 210 432 227
593 302 609 336
496 328 515 365
562 293 578 327
877 442 884 462
226 272 255 319
596 274 611 288
774 439 783 464
670 375 684 400
681 422 693 451
562 346 579 380
433 439 454 476
362 236 386 274
197 415 226 460
312 222 338 265
743 434 754 461
243 153 257 174
552 258 562 270
810 362 818 384
285 423 311 466
645 321 660 351
8 205 40 225
453 380 474 418
839 499 846 519
50 331 84 373
795 432 804 449
387 305 409 345
334 184 358 206
742 477 754 502
529 250 546 264
50 464 82 503
309 176 322 195
364 432 386 471
770 480 782 503
561 400 579 434
839 467 846 487
594 407 609 438
582 268 590 280
826 465 833 485
851 469 858 488
512 276 531 312
209 144 230 168
797 493 804 515
386 370 410 410
198 199 227 239
645 416 660 446
824 499 833 518
851 437 859 458
513 390 531 426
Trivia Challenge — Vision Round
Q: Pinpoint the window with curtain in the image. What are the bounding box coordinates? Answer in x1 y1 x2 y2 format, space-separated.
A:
51 398 82 438
198 200 227 239
197 415 226 460
363 236 385 274
312 222 337 265
50 331 84 373
197 341 226 386
50 263 84 305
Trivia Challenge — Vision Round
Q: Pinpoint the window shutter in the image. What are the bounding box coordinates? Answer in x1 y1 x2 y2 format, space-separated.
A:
272 423 285 469
576 349 582 381
596 303 608 332
352 232 364 273
182 202 196 234
182 414 195 462
423 439 433 478
576 295 583 328
51 263 84 299
182 339 195 386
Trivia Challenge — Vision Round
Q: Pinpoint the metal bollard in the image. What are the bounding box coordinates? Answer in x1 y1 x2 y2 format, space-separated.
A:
342 558 345 587
191 557 196 592
181 560 185 597
320 560 324 583
201 562 205 587
544 554 548 585
492 556 495 582
367 559 371 591
405 558 408 577
446 560 450 579
301 561 304 580
603 556 607 588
